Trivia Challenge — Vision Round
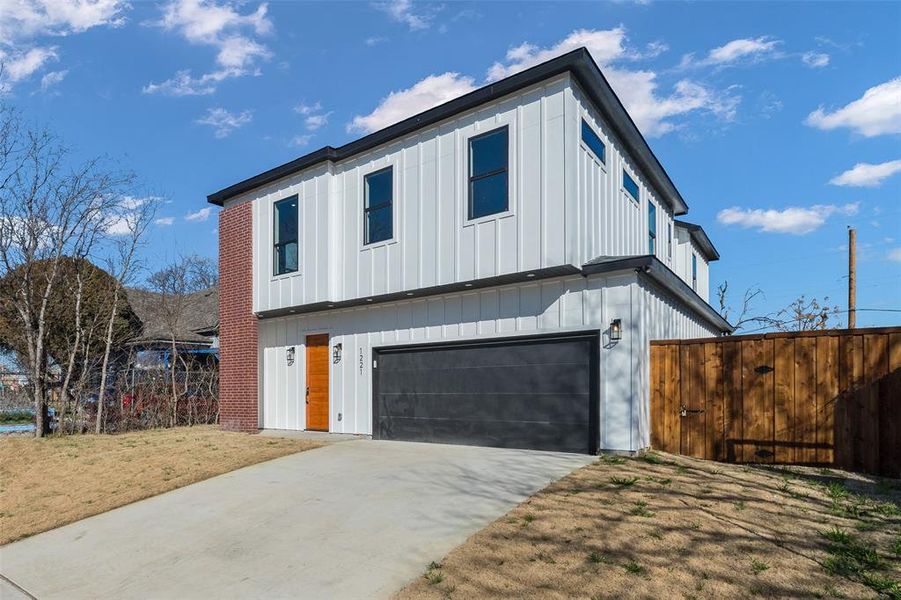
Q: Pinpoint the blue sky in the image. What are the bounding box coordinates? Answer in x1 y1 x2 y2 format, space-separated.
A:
2 0 899 328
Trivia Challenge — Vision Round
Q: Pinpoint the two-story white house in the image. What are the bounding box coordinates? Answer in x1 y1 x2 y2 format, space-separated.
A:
210 48 731 454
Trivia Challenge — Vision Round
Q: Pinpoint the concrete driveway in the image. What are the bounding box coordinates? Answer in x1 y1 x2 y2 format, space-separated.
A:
0 439 592 599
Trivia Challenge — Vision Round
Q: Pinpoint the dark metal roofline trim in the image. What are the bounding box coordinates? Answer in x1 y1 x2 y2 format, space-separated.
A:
207 48 689 215
582 255 733 333
674 219 720 261
255 265 581 320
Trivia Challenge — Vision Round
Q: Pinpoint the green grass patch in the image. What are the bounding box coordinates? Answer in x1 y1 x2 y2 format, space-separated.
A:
630 501 655 518
623 561 644 575
610 476 639 488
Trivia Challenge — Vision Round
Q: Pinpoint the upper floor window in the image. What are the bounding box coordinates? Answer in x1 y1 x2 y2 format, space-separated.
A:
581 119 606 164
364 167 393 245
648 202 657 255
623 170 639 202
273 196 298 276
468 126 508 220
667 224 673 259
691 254 698 291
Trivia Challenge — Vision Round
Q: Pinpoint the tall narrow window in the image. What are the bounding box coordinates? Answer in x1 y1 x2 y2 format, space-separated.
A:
668 224 673 259
648 202 657 255
623 170 639 202
273 196 298 276
364 167 393 245
468 126 508 220
691 254 698 291
581 119 606 163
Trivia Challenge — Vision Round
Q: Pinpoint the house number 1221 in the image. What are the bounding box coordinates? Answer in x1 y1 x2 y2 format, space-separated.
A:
359 348 363 375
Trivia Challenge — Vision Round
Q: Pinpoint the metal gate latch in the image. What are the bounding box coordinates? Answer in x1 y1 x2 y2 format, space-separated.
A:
679 404 705 417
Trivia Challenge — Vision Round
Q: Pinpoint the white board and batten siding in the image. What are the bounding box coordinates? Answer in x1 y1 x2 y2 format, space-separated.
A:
243 75 572 315
567 80 677 274
257 270 717 452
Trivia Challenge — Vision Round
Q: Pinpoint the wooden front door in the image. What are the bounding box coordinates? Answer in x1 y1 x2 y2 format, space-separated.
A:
305 334 329 431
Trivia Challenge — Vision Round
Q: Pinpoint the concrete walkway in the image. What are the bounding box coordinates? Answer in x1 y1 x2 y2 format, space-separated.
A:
0 440 592 599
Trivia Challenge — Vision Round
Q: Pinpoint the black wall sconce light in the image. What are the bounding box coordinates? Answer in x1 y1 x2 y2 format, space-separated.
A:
286 346 296 366
610 319 623 342
332 343 343 364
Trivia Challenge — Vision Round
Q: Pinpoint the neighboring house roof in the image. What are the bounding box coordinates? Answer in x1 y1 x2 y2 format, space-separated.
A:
207 48 690 216
674 220 720 261
583 255 732 333
126 286 219 346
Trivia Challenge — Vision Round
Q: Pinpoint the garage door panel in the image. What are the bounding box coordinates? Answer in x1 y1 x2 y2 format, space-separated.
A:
381 339 588 371
373 332 598 454
377 362 590 395
378 392 590 423
377 417 589 453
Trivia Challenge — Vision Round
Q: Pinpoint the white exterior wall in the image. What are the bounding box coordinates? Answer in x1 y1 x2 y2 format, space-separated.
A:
258 272 666 452
242 76 571 314
673 227 710 302
567 81 677 273
633 278 720 448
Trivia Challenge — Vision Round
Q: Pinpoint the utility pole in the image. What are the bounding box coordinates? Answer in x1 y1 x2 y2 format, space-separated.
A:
848 227 856 329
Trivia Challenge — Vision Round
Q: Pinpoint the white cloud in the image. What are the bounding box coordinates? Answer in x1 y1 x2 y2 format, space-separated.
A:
0 0 127 46
294 101 321 115
154 216 175 226
185 206 212 222
485 28 740 137
373 0 434 31
305 113 329 131
888 248 901 262
0 46 58 84
0 0 126 91
717 203 859 235
105 195 161 235
39 68 67 91
348 72 476 134
196 107 252 138
289 134 313 147
680 36 781 69
365 36 387 47
144 0 272 96
348 27 742 138
802 51 829 68
830 160 901 188
805 77 901 137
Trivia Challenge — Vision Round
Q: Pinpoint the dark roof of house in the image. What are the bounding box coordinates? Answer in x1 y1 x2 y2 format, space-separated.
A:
207 48 690 216
674 220 720 261
126 286 219 345
583 255 732 333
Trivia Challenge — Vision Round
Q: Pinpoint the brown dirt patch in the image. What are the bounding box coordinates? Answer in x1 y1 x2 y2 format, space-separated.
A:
397 452 901 599
0 426 322 545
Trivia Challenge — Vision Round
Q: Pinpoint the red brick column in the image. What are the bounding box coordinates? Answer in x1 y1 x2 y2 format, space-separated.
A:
218 201 259 431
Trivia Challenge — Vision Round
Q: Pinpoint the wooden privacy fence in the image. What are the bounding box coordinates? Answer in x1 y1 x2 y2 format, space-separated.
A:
650 327 901 478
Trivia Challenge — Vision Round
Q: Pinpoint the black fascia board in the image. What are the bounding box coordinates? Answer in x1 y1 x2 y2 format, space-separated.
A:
582 254 733 333
255 265 581 320
207 48 689 216
674 219 720 261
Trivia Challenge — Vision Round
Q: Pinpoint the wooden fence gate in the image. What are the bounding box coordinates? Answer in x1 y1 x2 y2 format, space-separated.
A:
650 327 901 478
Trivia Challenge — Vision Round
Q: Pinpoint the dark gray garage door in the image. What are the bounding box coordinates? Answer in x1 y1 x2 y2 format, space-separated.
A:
372 332 599 453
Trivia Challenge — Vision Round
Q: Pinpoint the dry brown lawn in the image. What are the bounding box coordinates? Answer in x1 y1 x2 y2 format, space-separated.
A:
0 426 322 545
398 452 901 600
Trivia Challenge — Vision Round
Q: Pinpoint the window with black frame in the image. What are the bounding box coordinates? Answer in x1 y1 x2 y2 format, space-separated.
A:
692 254 698 290
273 196 298 276
364 167 393 245
648 202 657 254
468 126 508 220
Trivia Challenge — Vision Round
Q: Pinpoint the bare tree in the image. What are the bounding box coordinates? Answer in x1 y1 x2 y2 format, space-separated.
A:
95 197 158 433
716 281 774 333
146 255 217 427
0 105 134 436
772 295 841 332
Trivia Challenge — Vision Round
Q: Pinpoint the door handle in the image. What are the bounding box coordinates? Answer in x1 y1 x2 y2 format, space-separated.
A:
306 386 310 404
